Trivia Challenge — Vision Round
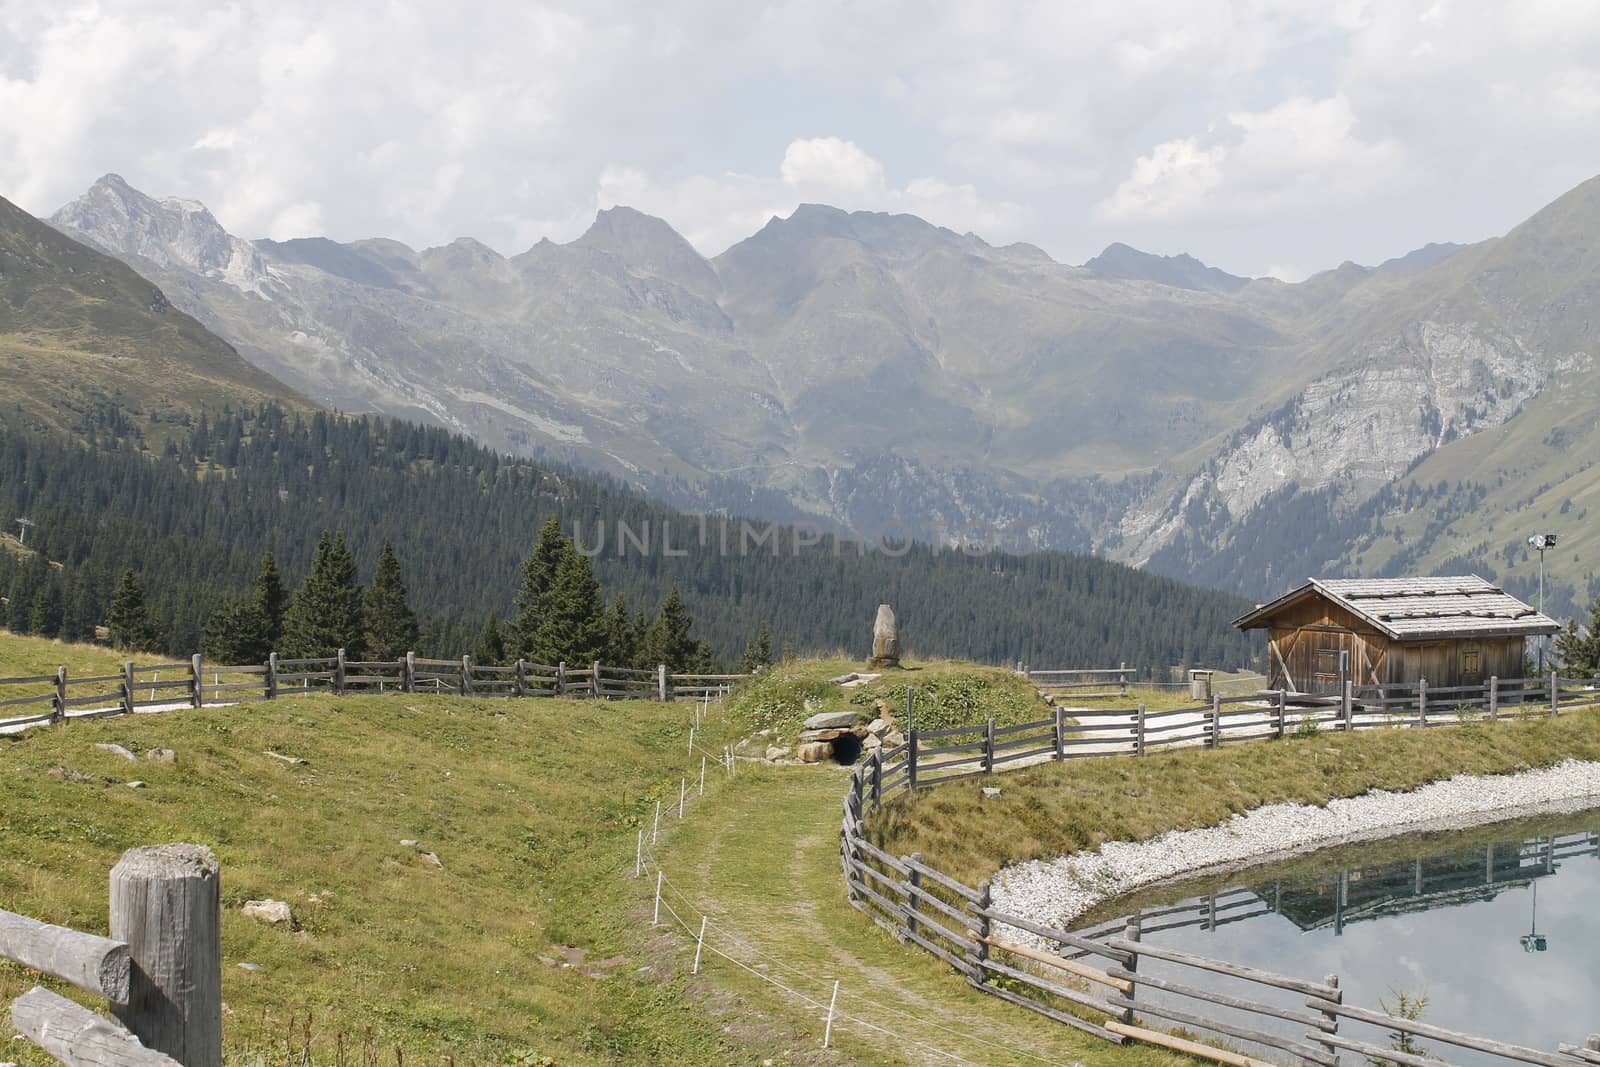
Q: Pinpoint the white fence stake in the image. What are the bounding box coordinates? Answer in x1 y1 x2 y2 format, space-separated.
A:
688 726 695 757
653 800 661 845
699 756 706 796
652 871 662 927
635 829 642 878
823 979 840 1048
679 777 686 818
692 915 707 974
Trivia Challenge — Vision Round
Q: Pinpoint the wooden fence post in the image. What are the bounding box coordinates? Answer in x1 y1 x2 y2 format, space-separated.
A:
122 661 135 716
335 648 347 695
973 880 992 984
1119 661 1128 698
1120 919 1140 1021
1551 669 1560 716
907 727 919 791
457 655 470 696
1275 689 1287 739
1342 680 1353 731
871 749 882 808
658 663 668 702
1489 675 1499 720
53 666 67 724
109 844 222 1067
984 718 996 774
514 658 527 698
1135 703 1146 756
402 651 415 693
906 852 923 939
190 654 203 709
1209 694 1221 747
266 653 278 700
1053 705 1065 760
591 660 601 699
1417 676 1428 728
556 661 566 696
1311 974 1341 1060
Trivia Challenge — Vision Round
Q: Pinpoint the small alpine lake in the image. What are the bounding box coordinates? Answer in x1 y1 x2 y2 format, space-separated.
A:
1072 806 1600 1065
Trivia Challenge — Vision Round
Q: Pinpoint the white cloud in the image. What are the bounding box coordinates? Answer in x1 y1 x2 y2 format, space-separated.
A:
598 137 1025 255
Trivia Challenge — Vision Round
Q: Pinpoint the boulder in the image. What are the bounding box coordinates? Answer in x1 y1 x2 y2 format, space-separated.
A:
94 743 137 762
884 730 905 748
125 780 146 789
863 733 882 750
48 766 95 783
764 746 790 762
242 899 295 926
399 839 420 847
797 727 848 742
866 718 890 737
144 748 176 765
802 710 858 731
420 851 444 869
981 787 1002 799
869 604 900 668
796 741 834 763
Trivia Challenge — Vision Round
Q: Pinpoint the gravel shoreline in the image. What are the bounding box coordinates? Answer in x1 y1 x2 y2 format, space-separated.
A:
992 759 1600 935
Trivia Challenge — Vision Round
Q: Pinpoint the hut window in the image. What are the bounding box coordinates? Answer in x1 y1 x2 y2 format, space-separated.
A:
1462 649 1481 673
1316 650 1340 675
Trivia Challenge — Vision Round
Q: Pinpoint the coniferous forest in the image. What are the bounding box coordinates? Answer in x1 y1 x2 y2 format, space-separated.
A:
0 404 1260 673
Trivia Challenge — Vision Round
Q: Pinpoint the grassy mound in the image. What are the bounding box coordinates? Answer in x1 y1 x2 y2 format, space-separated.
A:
868 708 1600 889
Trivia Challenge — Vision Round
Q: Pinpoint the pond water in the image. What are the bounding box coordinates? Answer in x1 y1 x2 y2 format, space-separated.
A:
1073 807 1600 1065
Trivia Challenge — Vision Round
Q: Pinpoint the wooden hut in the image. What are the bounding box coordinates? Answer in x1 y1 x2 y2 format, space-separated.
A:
1232 576 1558 694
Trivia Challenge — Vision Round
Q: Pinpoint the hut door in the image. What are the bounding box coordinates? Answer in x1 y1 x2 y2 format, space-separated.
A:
1312 633 1346 696
1459 646 1483 687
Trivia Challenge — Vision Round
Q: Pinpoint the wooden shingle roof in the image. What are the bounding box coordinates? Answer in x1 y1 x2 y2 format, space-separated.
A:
1233 575 1560 641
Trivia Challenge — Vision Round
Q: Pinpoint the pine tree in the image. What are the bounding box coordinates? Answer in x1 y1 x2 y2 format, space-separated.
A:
514 516 568 656
29 583 62 638
200 596 272 664
643 585 699 672
473 612 507 666
741 620 773 673
281 532 365 659
254 553 289 648
603 592 640 667
106 570 161 651
364 542 418 659
532 548 608 665
1558 602 1600 677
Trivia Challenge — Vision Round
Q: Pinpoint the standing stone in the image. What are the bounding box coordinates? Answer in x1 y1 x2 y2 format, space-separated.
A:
870 604 901 668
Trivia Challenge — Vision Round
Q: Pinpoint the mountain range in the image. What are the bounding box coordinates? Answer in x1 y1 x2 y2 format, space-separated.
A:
40 173 1600 616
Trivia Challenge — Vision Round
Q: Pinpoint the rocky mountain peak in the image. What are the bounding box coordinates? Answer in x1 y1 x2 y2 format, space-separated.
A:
51 174 275 296
573 205 719 296
1084 242 1249 292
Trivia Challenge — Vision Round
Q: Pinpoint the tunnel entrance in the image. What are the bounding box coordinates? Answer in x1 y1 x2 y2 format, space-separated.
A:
831 731 863 765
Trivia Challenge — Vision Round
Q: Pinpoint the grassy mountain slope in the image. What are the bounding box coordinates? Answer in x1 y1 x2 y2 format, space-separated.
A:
0 193 302 441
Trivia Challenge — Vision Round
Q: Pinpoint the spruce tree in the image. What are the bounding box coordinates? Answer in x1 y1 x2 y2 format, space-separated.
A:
29 583 63 638
532 548 608 665
473 612 507 666
643 585 698 672
201 596 271 664
281 532 365 659
741 620 773 673
603 592 640 667
514 516 568 656
364 541 418 659
106 570 161 651
254 553 289 648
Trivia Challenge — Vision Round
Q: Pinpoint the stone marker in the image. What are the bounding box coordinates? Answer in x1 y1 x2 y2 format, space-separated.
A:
870 604 900 668
802 710 858 731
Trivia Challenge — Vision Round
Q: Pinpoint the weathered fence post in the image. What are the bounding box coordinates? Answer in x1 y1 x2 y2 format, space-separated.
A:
1417 676 1428 728
1052 705 1065 760
973 880 992 984
984 718 996 773
1119 661 1128 697
513 658 527 698
266 652 278 700
1121 919 1140 1021
556 660 566 696
1275 689 1287 739
402 651 416 694
334 648 347 695
1551 669 1560 716
122 661 135 716
591 660 601 698
906 852 923 939
190 654 203 709
1342 679 1353 731
1489 675 1499 720
906 727 919 790
1311 973 1341 1061
658 663 668 702
1209 694 1221 747
1135 702 1147 756
53 665 67 724
871 748 882 808
109 844 222 1067
459 654 472 696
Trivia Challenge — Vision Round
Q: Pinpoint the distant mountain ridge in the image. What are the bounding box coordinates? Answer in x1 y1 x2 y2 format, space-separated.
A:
42 173 1600 616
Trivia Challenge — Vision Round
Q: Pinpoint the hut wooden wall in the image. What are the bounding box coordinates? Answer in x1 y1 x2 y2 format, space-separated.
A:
1385 636 1525 689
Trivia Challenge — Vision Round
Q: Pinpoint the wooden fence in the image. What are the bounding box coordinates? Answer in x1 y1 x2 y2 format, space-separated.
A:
841 679 1600 1067
0 650 748 732
3 844 221 1067
1019 663 1133 697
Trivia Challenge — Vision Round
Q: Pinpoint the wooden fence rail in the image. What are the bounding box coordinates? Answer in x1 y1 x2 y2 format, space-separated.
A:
3 844 221 1067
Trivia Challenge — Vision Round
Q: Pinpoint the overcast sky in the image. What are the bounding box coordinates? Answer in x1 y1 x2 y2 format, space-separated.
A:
3 1 1599 280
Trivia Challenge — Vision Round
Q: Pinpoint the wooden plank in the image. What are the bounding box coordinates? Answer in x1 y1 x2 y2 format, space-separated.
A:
0 673 59 685
1104 965 1328 1030
982 908 1132 963
982 935 1132 993
900 855 983 903
0 911 130 1002
1110 996 1334 1065
977 979 1128 1043
1106 938 1338 999
1306 998 1572 1067
11 986 181 1067
1556 1043 1600 1065
1107 1020 1276 1067
0 709 56 728
979 955 1123 1017
0 692 56 709
1316 1031 1461 1067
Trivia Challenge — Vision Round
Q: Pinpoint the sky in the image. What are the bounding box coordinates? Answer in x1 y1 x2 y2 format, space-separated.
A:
3 1 1600 280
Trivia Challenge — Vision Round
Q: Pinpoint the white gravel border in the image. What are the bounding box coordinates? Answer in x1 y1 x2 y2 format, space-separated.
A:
992 760 1600 933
